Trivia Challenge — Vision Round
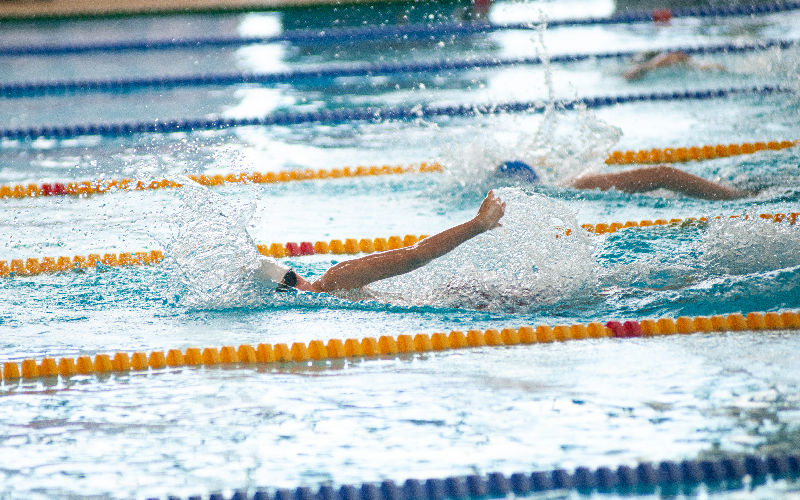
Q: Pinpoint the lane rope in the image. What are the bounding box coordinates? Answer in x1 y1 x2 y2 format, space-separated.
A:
606 139 800 165
2 211 797 278
1 2 799 56
155 451 800 498
0 162 443 200
0 250 165 278
145 452 800 499
2 310 798 382
0 136 795 201
0 85 791 142
578 212 800 235
2 309 797 499
2 39 796 99
0 236 429 277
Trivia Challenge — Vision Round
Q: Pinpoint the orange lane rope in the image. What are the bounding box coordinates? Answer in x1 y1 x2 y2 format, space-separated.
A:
1 138 797 200
0 250 164 277
0 162 443 200
605 140 799 165
577 211 799 235
2 211 797 278
2 310 798 384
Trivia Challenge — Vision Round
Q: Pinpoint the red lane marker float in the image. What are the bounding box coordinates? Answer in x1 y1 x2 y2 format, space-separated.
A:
652 8 673 22
606 321 643 338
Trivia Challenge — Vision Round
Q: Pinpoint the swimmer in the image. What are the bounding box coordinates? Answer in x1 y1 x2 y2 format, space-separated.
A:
622 51 726 81
258 190 506 293
497 161 749 200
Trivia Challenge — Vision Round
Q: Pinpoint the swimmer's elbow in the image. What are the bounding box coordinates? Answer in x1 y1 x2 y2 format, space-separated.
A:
403 245 435 270
372 246 430 277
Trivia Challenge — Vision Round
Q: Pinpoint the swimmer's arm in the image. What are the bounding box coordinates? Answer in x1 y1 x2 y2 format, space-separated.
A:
622 66 648 81
301 191 506 293
570 165 748 200
647 51 691 69
623 51 691 81
688 60 727 72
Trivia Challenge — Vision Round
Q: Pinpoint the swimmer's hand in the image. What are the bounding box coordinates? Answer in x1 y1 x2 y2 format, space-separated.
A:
473 190 506 232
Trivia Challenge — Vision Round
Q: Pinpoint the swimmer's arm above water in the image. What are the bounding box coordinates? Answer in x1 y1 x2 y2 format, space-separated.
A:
570 165 748 200
293 191 506 293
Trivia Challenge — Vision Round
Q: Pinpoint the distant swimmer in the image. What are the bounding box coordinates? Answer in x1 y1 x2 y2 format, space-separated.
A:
496 161 749 200
622 51 726 81
256 190 506 294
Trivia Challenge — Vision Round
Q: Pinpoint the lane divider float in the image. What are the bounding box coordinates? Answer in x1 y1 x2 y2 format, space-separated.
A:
167 451 798 500
606 139 799 165
0 235 430 277
0 162 443 200
2 2 798 55
173 452 797 499
3 212 797 277
0 85 790 142
1 310 798 384
1 134 795 200
3 39 797 99
0 250 164 277
578 211 799 235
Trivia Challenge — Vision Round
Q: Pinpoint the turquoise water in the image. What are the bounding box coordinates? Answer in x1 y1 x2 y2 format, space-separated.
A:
2 1 800 498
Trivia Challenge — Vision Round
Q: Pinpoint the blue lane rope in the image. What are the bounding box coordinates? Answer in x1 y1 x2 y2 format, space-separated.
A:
1 1 799 57
1 39 795 99
167 452 799 500
0 85 790 142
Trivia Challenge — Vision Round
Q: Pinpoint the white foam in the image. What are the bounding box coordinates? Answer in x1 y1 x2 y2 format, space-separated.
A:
594 216 800 292
437 17 622 191
159 185 600 312
368 188 599 312
699 215 800 276
437 105 621 196
161 180 266 309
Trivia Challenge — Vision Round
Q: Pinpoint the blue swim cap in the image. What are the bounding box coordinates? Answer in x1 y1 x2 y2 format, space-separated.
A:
497 161 540 184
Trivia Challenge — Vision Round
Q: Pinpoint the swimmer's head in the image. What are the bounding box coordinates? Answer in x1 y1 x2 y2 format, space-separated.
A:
497 161 540 184
257 257 298 290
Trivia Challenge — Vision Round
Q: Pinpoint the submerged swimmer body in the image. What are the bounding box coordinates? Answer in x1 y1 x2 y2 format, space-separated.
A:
497 161 748 200
622 51 726 81
258 191 506 293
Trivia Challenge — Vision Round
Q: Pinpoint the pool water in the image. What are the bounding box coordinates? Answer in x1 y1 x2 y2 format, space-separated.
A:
2 1 800 498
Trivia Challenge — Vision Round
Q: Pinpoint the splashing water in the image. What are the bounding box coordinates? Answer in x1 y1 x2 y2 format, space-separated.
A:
592 215 800 298
158 185 800 314
160 180 381 311
598 251 697 292
160 181 599 312
160 182 800 315
438 17 621 192
536 19 555 107
162 180 267 309
515 104 622 184
699 215 800 276
738 45 800 93
368 188 599 312
438 108 621 195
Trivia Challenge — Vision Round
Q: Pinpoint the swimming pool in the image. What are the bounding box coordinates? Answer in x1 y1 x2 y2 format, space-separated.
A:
1 0 800 498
